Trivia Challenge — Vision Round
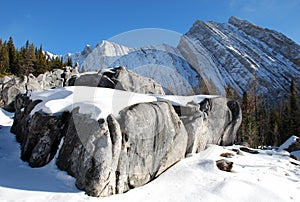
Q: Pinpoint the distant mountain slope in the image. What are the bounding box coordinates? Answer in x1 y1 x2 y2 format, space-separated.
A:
179 16 300 98
57 16 300 97
67 41 200 95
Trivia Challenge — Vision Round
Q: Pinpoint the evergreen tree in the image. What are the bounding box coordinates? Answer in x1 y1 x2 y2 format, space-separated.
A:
225 84 239 100
0 40 9 74
7 36 18 74
17 40 36 76
289 79 300 136
34 45 49 75
267 109 280 146
256 98 268 146
279 101 291 143
277 79 300 144
1 36 64 76
49 56 63 70
67 57 73 67
237 90 259 147
225 84 233 98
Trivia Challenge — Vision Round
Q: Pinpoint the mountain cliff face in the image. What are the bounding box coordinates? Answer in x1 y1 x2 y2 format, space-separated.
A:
63 16 300 98
180 16 300 99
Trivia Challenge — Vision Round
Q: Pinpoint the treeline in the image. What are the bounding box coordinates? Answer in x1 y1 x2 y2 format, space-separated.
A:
226 80 300 147
0 37 72 77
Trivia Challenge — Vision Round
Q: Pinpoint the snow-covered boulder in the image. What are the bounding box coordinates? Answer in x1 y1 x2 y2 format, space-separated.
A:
10 68 241 197
10 87 241 197
56 101 188 197
1 76 30 112
278 136 300 152
72 66 165 94
278 136 300 160
178 98 241 155
115 102 187 193
286 139 300 153
57 109 119 197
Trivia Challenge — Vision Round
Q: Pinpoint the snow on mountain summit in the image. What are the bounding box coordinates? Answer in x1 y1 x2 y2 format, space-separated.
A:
76 40 200 95
51 17 300 98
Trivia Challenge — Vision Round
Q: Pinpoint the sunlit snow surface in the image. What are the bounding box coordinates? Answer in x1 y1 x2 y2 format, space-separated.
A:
1 107 300 201
29 86 217 120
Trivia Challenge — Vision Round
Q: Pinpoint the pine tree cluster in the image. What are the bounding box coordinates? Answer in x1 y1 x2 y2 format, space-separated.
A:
227 80 300 147
0 37 66 77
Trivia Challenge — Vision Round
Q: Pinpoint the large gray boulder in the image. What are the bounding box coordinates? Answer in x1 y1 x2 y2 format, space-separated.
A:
9 67 241 197
1 76 27 111
72 66 165 94
286 138 300 153
11 92 69 167
1 66 162 112
116 102 187 193
56 101 187 197
22 111 68 167
177 97 242 155
10 92 241 197
0 76 13 102
56 109 120 197
178 102 208 154
37 69 65 89
206 98 241 146
11 93 40 143
26 74 43 92
0 68 79 111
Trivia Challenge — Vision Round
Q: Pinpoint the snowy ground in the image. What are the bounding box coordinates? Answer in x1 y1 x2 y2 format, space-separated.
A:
1 108 300 201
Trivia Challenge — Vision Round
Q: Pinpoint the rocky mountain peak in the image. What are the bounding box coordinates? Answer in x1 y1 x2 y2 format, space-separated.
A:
180 16 300 100
60 17 299 100
228 16 254 28
95 40 132 56
228 16 300 65
80 44 95 57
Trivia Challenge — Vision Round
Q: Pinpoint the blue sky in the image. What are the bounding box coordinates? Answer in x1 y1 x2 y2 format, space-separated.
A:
1 0 300 54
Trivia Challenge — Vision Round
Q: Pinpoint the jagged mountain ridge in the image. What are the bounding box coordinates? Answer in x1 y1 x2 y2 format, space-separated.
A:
58 16 300 98
180 16 300 98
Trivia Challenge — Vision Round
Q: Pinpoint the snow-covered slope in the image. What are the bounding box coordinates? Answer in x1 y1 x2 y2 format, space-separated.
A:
1 109 300 202
79 41 200 95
